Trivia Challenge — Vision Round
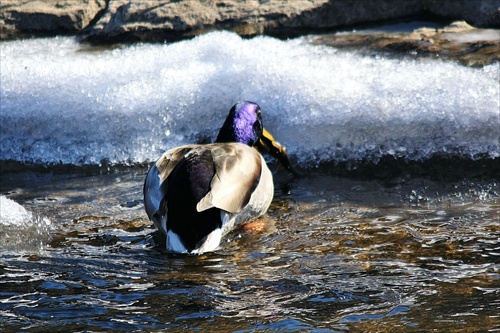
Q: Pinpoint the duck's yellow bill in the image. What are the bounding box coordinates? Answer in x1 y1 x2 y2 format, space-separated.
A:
256 128 297 176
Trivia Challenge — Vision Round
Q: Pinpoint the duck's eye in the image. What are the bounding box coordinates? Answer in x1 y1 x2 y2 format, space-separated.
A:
256 109 262 119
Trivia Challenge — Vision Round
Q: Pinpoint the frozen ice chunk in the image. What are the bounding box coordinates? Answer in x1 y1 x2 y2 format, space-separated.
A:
0 195 33 226
0 195 52 252
0 32 498 167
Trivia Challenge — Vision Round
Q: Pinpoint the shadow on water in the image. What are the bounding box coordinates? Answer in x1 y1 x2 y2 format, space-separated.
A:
1 168 499 332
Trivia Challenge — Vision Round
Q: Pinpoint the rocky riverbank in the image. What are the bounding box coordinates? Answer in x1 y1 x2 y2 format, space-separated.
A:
1 0 499 43
313 21 500 67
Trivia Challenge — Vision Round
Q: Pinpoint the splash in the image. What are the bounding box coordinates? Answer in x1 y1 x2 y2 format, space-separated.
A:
0 195 52 252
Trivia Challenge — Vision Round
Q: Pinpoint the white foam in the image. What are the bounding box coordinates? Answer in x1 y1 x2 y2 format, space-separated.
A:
0 195 52 252
1 32 498 166
0 195 33 226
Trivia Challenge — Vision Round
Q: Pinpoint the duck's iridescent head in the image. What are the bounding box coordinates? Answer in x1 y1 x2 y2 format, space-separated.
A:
216 101 297 175
216 101 263 146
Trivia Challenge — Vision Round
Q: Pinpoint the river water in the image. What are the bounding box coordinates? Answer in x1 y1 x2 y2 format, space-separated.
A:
1 30 499 332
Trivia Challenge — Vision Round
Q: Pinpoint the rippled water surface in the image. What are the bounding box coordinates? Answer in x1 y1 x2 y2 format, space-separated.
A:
1 170 499 332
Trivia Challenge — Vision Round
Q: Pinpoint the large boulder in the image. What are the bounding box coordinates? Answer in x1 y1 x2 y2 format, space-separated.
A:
79 0 425 43
0 0 498 42
80 0 331 43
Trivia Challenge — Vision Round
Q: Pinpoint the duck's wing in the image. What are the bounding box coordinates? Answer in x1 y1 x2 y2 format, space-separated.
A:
145 143 264 224
196 143 262 215
143 145 194 225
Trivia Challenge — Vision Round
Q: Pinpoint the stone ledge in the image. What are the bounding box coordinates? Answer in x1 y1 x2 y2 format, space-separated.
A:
313 21 500 67
1 0 498 42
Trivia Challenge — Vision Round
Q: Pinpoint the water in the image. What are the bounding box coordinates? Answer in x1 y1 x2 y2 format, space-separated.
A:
1 31 499 332
1 172 499 332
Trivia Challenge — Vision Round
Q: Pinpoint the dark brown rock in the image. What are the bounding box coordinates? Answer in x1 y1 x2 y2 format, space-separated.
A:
426 0 500 28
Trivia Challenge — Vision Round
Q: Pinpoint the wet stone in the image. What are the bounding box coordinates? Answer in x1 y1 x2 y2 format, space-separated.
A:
313 21 500 67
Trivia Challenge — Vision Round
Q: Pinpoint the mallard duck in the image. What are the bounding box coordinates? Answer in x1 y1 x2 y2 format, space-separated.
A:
143 101 294 254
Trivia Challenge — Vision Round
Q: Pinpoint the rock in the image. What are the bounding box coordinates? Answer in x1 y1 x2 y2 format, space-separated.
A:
0 0 498 43
312 21 500 67
426 0 500 28
80 0 435 43
0 0 106 39
80 0 333 43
